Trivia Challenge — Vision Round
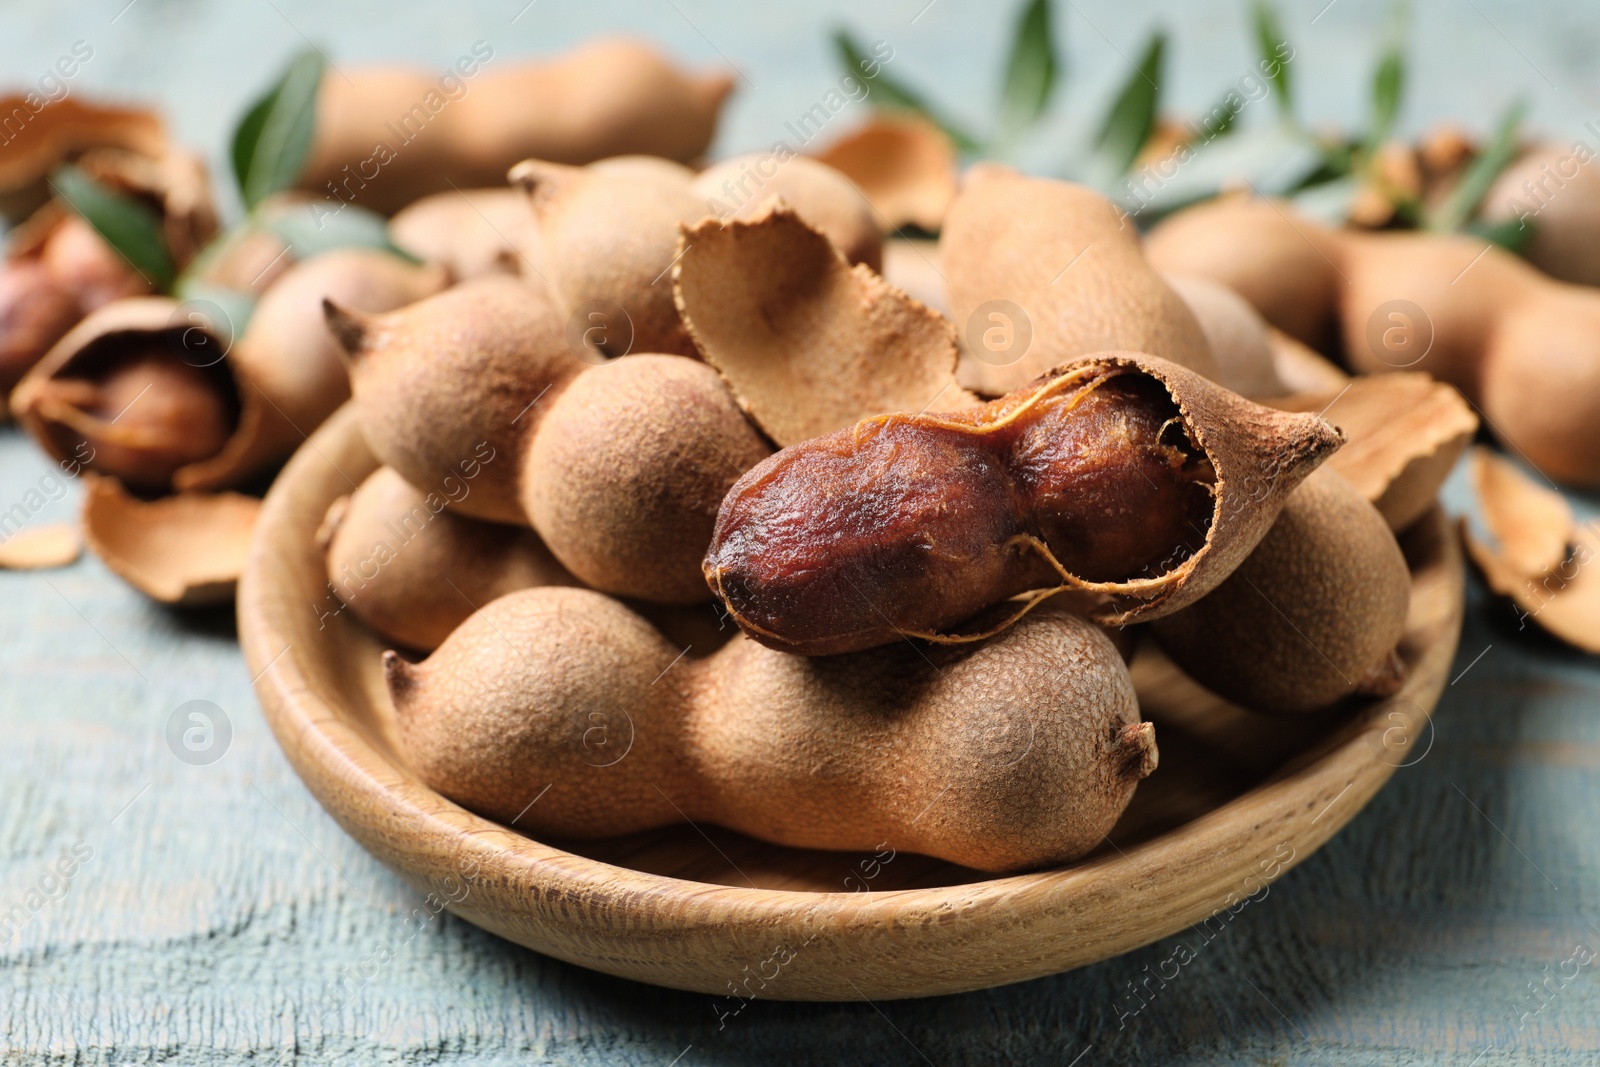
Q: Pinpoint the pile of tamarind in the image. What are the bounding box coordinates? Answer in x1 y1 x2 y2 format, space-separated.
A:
305 146 1430 874
6 38 1484 876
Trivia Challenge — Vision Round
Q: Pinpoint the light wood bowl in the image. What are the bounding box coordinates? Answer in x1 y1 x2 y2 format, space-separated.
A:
240 405 1464 1001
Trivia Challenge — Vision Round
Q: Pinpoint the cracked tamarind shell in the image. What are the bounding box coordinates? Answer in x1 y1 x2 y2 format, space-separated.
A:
689 154 882 271
10 250 445 494
1150 466 1411 715
388 586 1155 873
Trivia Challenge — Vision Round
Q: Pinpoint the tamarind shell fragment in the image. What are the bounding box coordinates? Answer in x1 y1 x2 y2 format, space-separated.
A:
704 352 1343 655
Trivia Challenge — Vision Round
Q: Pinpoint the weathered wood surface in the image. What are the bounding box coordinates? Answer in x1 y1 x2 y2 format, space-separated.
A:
6 1 1600 1060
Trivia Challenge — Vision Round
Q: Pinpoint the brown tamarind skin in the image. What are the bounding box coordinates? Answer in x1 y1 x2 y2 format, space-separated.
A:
1150 466 1411 715
334 274 582 525
1146 196 1600 486
521 354 772 604
389 587 1156 874
705 353 1344 656
299 38 732 215
322 467 577 651
942 165 1219 394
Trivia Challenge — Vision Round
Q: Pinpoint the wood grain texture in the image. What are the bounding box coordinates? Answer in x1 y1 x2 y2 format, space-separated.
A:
234 405 1460 1003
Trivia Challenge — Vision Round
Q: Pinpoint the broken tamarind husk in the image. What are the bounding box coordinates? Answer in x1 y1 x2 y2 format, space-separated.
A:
674 203 977 447
813 115 957 233
11 249 445 494
1269 373 1478 533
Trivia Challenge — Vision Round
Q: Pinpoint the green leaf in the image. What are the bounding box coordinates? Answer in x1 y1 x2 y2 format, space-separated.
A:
1464 215 1535 254
997 0 1058 146
1252 1 1294 121
262 200 417 262
832 29 981 153
1361 1 1409 161
234 50 325 209
1427 98 1526 232
1093 30 1166 177
1195 90 1244 141
230 90 276 205
49 164 173 290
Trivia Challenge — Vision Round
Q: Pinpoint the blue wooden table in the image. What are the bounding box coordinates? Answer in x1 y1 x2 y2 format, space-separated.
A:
4 2 1599 1062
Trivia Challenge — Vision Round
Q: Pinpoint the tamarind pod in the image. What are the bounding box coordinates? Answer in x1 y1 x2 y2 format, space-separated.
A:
705 352 1343 656
321 467 577 651
1148 196 1600 486
332 274 583 525
11 250 444 493
389 587 1155 873
513 158 707 357
1163 274 1286 398
0 96 166 223
521 354 772 604
941 165 1219 395
1144 197 1346 354
689 155 882 271
1150 466 1411 715
388 187 541 282
299 39 732 215
10 298 239 491
1482 143 1600 287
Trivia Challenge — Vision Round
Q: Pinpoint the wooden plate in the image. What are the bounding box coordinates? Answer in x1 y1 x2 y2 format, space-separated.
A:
239 405 1464 1002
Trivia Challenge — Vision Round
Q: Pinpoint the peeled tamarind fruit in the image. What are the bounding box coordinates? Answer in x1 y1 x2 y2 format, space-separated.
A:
941 165 1219 394
1150 466 1411 715
299 38 733 214
333 274 581 524
513 158 709 357
321 467 576 651
523 354 771 604
690 155 883 271
705 353 1343 655
389 586 1156 873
